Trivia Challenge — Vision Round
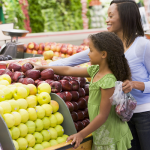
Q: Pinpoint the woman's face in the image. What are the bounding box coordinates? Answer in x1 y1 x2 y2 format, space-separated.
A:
106 4 122 34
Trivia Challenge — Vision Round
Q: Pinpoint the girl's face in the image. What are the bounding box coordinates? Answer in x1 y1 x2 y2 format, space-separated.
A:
88 39 103 65
106 4 122 34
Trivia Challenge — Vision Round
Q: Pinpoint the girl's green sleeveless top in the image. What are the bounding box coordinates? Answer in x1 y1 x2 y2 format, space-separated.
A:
87 65 133 150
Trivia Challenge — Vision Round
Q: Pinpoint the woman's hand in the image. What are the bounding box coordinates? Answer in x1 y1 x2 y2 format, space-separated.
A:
66 132 84 149
122 80 133 93
29 62 43 70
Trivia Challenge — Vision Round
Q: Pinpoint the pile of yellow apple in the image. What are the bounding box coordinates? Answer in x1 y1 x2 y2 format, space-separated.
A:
0 74 68 150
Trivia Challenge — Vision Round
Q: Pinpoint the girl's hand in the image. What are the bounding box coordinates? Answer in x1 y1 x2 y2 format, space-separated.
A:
66 133 84 149
122 80 133 93
29 62 43 70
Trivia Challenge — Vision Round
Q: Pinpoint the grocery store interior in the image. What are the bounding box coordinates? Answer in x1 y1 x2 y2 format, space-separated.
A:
0 0 150 150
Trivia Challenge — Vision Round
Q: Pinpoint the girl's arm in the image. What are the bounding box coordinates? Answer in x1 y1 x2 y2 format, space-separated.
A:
67 87 115 148
31 63 90 77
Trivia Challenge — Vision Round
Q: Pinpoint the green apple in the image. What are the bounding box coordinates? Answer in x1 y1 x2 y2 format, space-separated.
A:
27 108 37 121
13 140 19 150
41 141 51 148
49 114 57 127
51 100 59 113
25 134 36 147
27 84 37 95
9 129 12 138
37 92 51 105
56 137 66 144
18 109 29 123
62 134 69 141
18 123 28 137
0 80 9 86
54 112 64 125
41 130 51 141
42 117 51 129
8 100 19 111
0 106 3 117
0 101 11 113
41 104 52 117
0 85 6 90
49 140 58 146
11 112 21 126
1 87 12 100
34 144 44 150
35 119 43 132
33 132 43 144
13 87 28 100
35 106 45 119
3 113 15 128
26 95 37 108
16 99 28 109
48 127 57 140
55 125 64 137
11 126 20 140
0 90 5 102
38 83 51 94
17 138 28 150
26 121 35 134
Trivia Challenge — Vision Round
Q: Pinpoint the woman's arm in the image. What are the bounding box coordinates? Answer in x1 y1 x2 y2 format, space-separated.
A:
67 87 114 148
49 49 90 66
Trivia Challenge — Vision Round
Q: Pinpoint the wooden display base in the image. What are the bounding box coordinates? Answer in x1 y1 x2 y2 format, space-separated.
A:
44 134 93 150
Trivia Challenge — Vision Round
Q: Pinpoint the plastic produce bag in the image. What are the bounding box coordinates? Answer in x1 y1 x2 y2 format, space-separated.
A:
110 81 137 122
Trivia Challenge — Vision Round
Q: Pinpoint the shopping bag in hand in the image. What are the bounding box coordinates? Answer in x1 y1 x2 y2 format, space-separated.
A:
110 81 137 122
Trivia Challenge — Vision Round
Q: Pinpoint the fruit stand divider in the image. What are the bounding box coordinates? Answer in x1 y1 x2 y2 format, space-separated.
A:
51 93 77 135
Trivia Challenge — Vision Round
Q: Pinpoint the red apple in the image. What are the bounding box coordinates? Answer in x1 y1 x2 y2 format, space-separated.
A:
8 63 21 72
63 91 72 102
65 101 74 112
32 50 38 54
83 108 89 118
54 74 60 81
44 44 51 51
74 122 78 131
0 63 7 69
56 44 62 52
76 110 84 121
83 46 89 50
61 45 67 54
84 96 89 104
77 121 84 131
67 48 73 55
70 91 79 102
41 68 54 80
76 77 86 88
78 88 86 97
50 44 57 52
45 79 53 85
59 80 72 91
25 69 41 80
27 42 35 50
22 78 35 85
71 101 79 111
59 75 64 80
82 119 89 127
0 69 5 75
35 43 39 50
18 78 24 83
50 81 62 93
12 71 24 82
35 78 43 86
77 97 87 110
56 92 66 101
2 69 13 78
62 76 72 81
85 118 90 125
76 48 83 53
84 84 89 95
71 111 78 122
21 62 33 73
26 49 32 54
53 52 60 57
69 80 80 91
37 50 43 55
66 54 71 58
59 53 66 58
39 43 45 51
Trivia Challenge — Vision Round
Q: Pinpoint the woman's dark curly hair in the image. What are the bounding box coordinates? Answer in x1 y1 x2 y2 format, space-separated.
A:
89 31 131 81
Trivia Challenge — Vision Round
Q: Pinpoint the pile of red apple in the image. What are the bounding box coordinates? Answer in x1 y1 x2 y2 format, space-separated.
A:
0 62 89 132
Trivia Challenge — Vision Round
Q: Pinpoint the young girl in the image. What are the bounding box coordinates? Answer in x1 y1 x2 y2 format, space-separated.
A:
31 32 133 150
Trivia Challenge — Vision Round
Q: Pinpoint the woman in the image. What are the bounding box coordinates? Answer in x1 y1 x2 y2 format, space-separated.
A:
49 1 150 150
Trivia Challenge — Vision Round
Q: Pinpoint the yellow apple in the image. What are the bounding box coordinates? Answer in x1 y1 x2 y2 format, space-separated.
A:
25 134 35 147
41 130 51 141
13 87 28 100
37 92 51 105
42 117 51 129
49 114 57 127
35 106 45 119
8 100 19 111
27 84 37 95
17 138 28 150
26 148 34 150
35 119 44 132
13 140 19 150
0 106 3 117
26 95 37 108
18 109 29 123
26 121 36 134
9 86 17 94
21 85 30 96
11 126 20 140
3 113 15 128
1 87 13 100
34 144 44 150
54 112 64 125
11 112 21 126
51 100 59 113
0 85 6 90
55 125 64 137
41 141 51 148
0 101 11 113
56 137 65 144
9 129 12 138
13 83 23 87
48 127 57 140
0 90 5 102
33 132 43 144
0 74 11 84
38 83 51 94
0 80 9 86
43 50 54 60
41 104 52 117
49 140 58 146
18 123 28 137
27 108 37 121
16 99 28 109
62 134 69 141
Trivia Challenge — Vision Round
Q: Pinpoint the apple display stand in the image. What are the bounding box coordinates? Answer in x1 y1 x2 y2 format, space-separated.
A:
0 115 15 150
51 93 77 135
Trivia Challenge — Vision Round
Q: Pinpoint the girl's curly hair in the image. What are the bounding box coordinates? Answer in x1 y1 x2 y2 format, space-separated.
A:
89 31 131 81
